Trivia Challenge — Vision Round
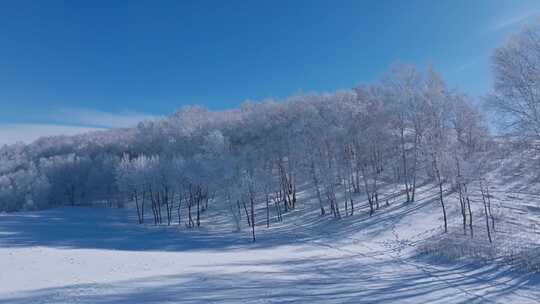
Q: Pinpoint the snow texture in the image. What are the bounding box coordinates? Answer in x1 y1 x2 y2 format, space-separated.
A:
1 184 539 303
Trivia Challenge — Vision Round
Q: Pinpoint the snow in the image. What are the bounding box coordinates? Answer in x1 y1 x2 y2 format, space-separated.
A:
1 185 539 303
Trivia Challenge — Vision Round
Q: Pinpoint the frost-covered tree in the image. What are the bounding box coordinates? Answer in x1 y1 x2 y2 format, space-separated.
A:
0 62 488 240
487 22 540 139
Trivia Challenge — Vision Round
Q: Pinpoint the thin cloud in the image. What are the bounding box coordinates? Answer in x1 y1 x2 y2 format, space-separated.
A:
49 108 161 128
0 108 161 145
0 123 104 145
492 10 540 31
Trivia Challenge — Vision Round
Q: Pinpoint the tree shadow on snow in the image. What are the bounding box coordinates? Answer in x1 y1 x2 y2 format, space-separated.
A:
0 207 249 252
0 184 442 252
1 254 539 304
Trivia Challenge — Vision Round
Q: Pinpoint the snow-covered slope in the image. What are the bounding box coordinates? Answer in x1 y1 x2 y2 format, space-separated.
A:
1 182 539 303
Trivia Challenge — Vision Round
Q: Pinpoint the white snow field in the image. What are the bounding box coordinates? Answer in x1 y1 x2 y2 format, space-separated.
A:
1 184 539 303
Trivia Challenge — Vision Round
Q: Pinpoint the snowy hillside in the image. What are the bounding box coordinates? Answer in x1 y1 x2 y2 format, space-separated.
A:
1 180 539 303
3 11 540 304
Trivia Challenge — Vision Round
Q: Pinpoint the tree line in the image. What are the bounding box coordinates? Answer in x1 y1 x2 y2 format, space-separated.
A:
1 22 539 243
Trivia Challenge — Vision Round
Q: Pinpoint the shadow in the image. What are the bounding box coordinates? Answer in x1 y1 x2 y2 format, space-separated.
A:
0 182 444 253
2 254 539 303
0 183 440 252
2 181 540 303
0 207 249 252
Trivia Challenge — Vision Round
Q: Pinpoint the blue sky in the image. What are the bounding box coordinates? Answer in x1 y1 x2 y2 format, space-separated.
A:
1 0 540 143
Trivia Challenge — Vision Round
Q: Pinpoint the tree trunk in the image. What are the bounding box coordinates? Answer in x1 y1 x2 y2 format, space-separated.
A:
177 193 182 226
348 174 354 216
410 132 420 202
265 193 270 228
311 161 325 216
458 183 467 235
134 189 142 224
400 127 410 202
250 195 256 242
344 179 349 215
188 191 194 228
141 190 145 224
361 166 374 216
480 182 492 243
467 196 473 238
196 188 201 227
433 156 447 233
163 187 171 226
242 199 251 227
486 185 495 232
439 181 448 233
156 191 162 224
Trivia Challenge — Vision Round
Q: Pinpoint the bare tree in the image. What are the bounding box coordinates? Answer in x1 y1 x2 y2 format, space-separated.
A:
487 22 540 139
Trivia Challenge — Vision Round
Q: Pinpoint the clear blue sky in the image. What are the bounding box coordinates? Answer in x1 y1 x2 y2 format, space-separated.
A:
1 0 539 140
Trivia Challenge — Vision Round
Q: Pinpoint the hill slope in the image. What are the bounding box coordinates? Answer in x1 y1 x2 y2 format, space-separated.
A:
1 181 539 303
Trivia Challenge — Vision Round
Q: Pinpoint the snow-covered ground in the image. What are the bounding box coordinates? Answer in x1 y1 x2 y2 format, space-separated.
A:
1 185 539 303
